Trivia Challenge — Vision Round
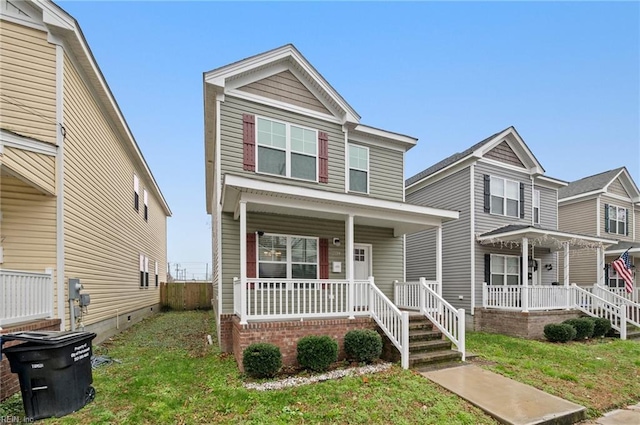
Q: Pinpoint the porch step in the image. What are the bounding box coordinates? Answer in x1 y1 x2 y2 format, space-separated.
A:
408 329 443 342
625 327 640 340
409 338 452 353
409 349 463 369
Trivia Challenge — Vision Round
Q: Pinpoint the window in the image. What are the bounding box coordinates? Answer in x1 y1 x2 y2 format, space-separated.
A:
155 261 159 287
133 174 139 211
533 190 540 224
257 234 318 280
256 117 317 181
139 254 145 287
144 257 149 287
490 177 519 217
349 145 369 193
490 255 520 285
143 189 148 221
607 205 627 235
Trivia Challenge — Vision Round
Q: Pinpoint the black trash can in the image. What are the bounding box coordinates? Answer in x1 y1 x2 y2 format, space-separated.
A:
1 331 96 420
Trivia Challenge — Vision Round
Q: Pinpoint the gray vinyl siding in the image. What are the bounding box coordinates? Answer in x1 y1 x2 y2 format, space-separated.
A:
635 206 640 241
558 199 597 235
475 162 533 233
608 178 630 198
349 140 404 202
559 249 598 286
601 195 634 242
406 167 472 311
484 141 525 168
536 185 557 229
220 212 401 313
220 96 345 193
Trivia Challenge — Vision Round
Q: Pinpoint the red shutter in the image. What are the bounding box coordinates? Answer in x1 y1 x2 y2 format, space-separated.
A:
246 233 257 278
243 114 256 171
318 132 329 183
319 238 329 279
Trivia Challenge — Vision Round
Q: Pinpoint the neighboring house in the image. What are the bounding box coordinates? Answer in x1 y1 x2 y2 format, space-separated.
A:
1 0 170 399
204 44 459 369
558 167 640 300
405 127 618 338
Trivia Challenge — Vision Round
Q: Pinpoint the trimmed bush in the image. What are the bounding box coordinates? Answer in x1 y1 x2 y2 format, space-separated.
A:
544 323 577 343
297 335 338 372
563 318 595 340
585 317 612 338
242 343 282 378
344 329 383 363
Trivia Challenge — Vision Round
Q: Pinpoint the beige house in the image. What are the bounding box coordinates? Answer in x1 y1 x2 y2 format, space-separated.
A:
0 0 171 398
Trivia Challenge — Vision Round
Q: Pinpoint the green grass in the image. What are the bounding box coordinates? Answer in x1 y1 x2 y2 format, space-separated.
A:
1 311 497 424
467 332 640 418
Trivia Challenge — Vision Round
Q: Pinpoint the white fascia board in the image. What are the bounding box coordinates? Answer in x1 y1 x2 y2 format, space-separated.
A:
348 133 408 153
38 0 75 31
351 124 417 150
475 128 542 171
604 168 640 200
605 247 640 255
558 189 605 204
223 174 459 222
0 129 57 155
535 175 567 188
476 157 536 175
477 227 618 246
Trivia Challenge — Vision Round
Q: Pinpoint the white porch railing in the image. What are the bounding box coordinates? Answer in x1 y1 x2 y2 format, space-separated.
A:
369 279 410 369
0 269 53 327
572 284 627 339
592 284 640 328
483 284 571 311
394 280 440 310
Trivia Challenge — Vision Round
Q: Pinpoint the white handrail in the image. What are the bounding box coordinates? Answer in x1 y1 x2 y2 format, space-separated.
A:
394 280 440 310
0 269 53 327
572 284 627 340
592 284 640 328
419 277 465 361
369 277 410 369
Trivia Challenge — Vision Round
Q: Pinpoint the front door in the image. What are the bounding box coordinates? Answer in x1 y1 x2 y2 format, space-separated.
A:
353 244 372 309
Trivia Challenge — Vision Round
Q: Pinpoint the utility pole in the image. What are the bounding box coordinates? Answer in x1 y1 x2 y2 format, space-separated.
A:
175 263 180 281
205 263 209 281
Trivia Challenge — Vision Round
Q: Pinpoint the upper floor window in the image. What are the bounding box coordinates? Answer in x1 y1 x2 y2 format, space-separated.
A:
606 204 627 235
257 234 318 279
143 189 148 221
349 145 369 193
256 117 317 181
533 190 540 224
490 176 520 217
490 254 520 285
133 174 139 211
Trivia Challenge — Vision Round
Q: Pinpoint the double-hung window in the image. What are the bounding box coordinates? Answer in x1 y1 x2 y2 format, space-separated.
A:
490 254 520 285
607 205 627 235
133 174 139 211
258 234 318 281
533 190 540 224
490 176 519 217
349 145 369 193
256 117 317 181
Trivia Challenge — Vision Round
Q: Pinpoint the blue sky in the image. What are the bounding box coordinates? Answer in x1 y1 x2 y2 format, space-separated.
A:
58 1 639 277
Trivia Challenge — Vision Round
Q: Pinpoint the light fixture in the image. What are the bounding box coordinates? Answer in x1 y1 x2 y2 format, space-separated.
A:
545 264 553 271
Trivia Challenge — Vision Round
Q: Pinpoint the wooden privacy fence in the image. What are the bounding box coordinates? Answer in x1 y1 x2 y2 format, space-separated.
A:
160 281 213 311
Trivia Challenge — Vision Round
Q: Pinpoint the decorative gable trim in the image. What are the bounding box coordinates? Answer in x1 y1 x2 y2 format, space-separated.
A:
0 0 45 30
603 168 640 202
473 128 543 174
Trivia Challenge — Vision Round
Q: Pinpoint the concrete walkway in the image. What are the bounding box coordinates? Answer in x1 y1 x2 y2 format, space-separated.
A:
422 364 586 425
580 403 640 425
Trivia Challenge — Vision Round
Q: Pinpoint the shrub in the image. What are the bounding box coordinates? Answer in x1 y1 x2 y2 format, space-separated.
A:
344 329 383 363
242 343 282 378
544 323 577 343
563 318 595 340
585 317 612 338
297 335 338 372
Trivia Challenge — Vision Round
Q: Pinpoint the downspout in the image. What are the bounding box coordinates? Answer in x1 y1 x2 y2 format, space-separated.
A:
470 164 475 315
54 41 66 331
215 94 223 333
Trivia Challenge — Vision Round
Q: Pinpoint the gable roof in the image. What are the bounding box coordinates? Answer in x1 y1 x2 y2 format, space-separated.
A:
406 126 548 188
558 167 640 201
204 44 360 124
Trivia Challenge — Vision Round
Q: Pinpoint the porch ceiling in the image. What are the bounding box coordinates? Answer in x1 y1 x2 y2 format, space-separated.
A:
221 174 459 236
477 224 618 252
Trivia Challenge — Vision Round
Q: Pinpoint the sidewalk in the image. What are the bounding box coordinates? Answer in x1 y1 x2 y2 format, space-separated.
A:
580 402 640 425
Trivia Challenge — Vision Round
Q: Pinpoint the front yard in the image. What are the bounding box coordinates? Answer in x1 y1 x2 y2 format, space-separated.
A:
2 311 639 423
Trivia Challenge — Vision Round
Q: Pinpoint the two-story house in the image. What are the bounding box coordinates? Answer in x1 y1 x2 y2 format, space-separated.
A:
405 127 617 339
1 0 171 400
204 44 460 369
558 167 639 301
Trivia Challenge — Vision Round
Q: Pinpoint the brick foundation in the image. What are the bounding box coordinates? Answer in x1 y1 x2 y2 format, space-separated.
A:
1 319 61 401
474 308 582 339
219 314 234 353
231 316 393 371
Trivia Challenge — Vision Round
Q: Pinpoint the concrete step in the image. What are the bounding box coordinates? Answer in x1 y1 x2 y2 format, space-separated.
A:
409 349 462 368
409 338 452 353
408 329 443 342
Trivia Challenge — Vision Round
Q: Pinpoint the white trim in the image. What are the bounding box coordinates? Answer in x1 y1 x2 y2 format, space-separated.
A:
470 164 475 313
351 124 417 148
596 196 601 236
0 130 57 156
143 189 148 206
604 203 628 237
477 226 618 246
402 235 406 282
216 97 223 318
534 175 567 188
55 43 65 330
133 174 139 193
353 243 373 279
489 175 521 218
559 189 606 203
347 144 369 195
489 253 521 286
347 133 409 153
228 89 342 124
478 157 541 175
343 126 349 193
1 0 45 30
533 188 541 225
601 192 636 203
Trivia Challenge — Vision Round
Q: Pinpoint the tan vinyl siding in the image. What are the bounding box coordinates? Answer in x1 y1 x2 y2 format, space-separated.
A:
558 199 597 235
237 71 331 115
220 96 345 193
62 53 167 328
220 212 402 313
536 185 557 229
0 175 56 271
484 141 525 168
0 20 56 145
559 249 598 287
2 146 55 194
601 195 634 242
349 141 404 202
406 167 472 311
607 178 629 198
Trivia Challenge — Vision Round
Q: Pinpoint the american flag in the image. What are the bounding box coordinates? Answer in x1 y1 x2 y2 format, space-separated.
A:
611 251 634 293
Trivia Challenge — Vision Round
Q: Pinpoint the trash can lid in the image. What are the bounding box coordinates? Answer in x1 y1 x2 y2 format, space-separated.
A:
1 331 95 346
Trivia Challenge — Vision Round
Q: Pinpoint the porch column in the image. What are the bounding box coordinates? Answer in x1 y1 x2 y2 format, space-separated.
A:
346 214 355 319
521 237 528 312
436 225 443 298
564 241 570 310
596 246 604 286
239 201 247 324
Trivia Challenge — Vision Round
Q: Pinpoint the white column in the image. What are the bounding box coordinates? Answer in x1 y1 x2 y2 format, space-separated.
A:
596 246 604 286
436 226 443 298
346 214 355 319
521 237 528 312
564 242 571 309
239 201 247 324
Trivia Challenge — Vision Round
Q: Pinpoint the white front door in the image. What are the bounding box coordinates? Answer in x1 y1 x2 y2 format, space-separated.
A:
354 244 371 280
